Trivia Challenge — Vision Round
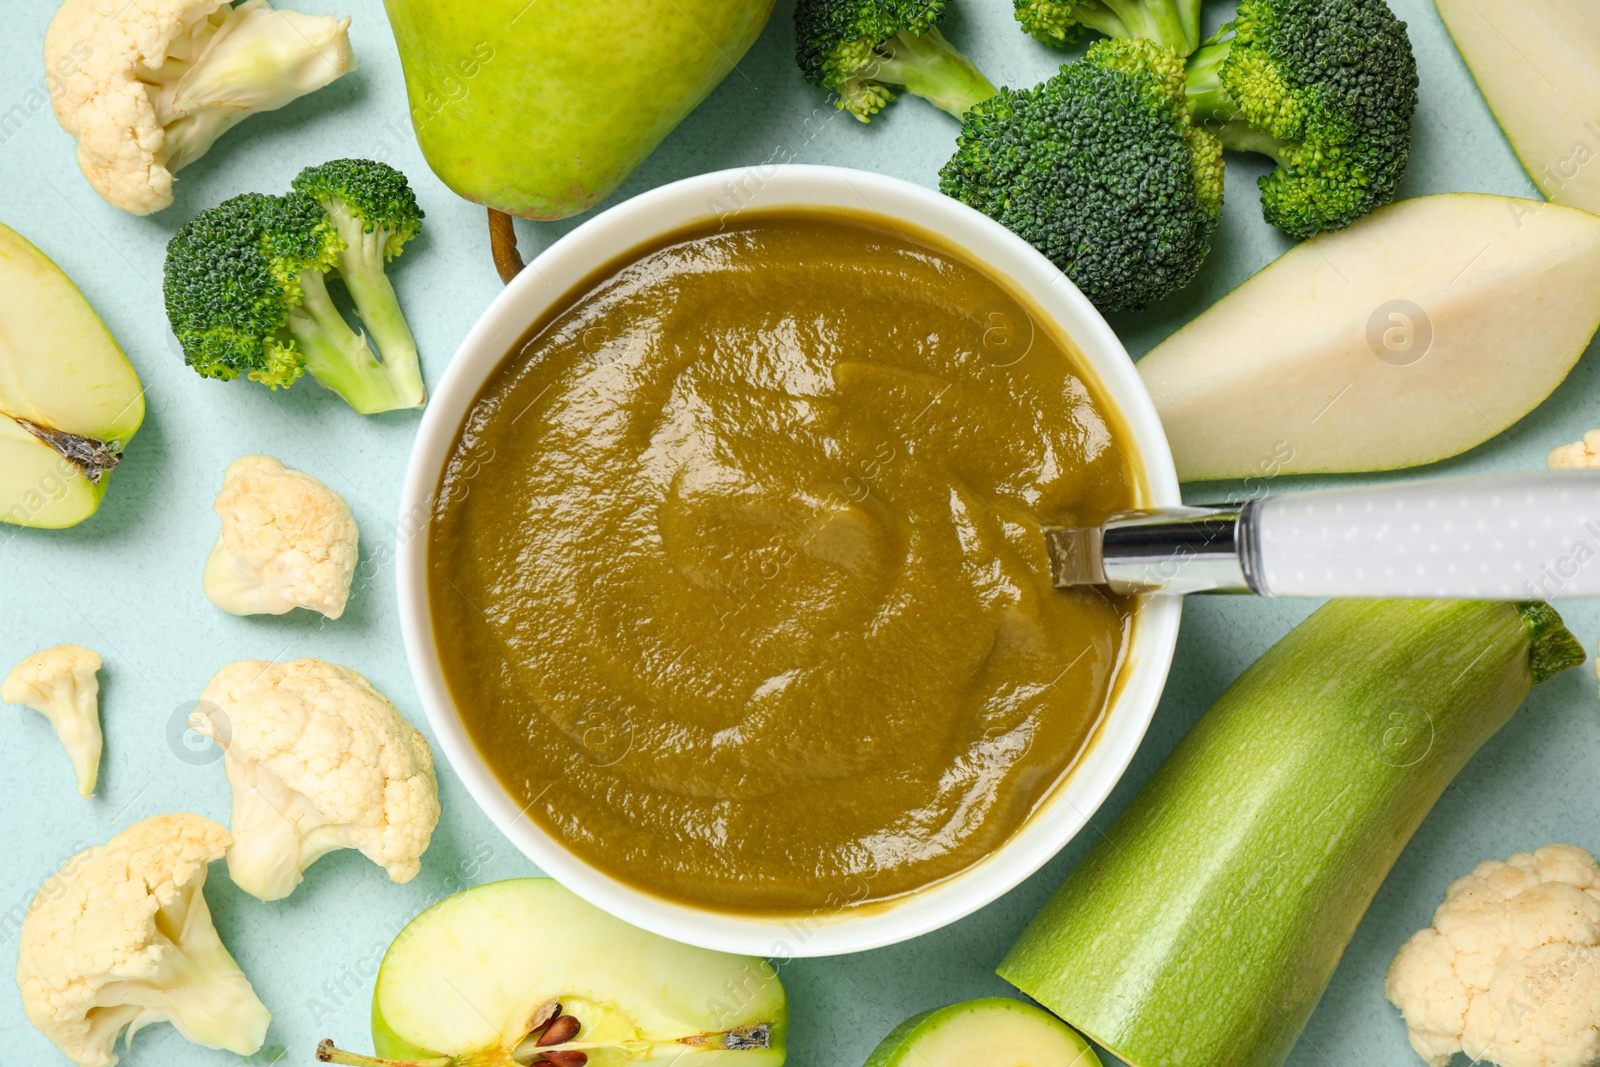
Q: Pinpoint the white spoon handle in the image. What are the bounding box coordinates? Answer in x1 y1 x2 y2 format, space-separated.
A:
1252 471 1600 599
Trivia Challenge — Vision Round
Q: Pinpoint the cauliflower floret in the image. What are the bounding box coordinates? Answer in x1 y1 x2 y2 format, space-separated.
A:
1548 431 1600 470
203 455 360 619
16 813 271 1067
44 0 355 215
3 644 104 796
192 658 440 901
1386 845 1600 1067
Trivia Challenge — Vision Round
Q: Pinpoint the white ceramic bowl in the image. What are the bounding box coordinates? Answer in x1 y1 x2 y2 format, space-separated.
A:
397 164 1181 957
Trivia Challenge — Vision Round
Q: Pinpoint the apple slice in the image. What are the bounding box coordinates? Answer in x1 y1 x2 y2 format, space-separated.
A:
1436 0 1600 214
1138 193 1600 481
864 999 1100 1067
0 221 144 528
317 879 786 1067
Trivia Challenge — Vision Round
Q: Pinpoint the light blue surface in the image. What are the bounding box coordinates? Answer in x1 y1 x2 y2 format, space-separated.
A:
1 1 1596 1065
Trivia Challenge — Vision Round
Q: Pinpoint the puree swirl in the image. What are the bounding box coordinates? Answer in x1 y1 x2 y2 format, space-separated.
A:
429 212 1139 913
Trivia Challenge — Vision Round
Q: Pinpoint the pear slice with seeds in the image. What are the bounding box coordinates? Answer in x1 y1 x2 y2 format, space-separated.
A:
0 220 144 528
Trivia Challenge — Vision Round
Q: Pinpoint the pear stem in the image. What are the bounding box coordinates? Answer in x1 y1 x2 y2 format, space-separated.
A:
316 1039 453 1067
488 209 524 284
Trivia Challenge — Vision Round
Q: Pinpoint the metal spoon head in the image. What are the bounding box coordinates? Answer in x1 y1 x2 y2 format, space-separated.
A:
1044 526 1106 588
1046 507 1255 595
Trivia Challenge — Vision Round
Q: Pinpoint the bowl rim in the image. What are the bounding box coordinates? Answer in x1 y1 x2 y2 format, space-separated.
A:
396 163 1181 957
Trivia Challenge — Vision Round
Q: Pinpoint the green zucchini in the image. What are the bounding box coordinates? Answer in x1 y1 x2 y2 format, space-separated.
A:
862 998 1101 1066
998 599 1584 1067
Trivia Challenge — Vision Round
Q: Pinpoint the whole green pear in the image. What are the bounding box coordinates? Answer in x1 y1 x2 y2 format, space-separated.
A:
382 0 775 220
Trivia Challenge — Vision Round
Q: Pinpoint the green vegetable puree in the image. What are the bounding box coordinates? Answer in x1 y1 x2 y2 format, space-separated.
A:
428 210 1139 913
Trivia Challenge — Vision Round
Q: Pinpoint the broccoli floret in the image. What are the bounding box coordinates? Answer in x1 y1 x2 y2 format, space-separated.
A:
292 159 427 408
795 0 998 122
941 38 1224 312
163 191 423 414
1014 0 1202 54
1184 0 1418 238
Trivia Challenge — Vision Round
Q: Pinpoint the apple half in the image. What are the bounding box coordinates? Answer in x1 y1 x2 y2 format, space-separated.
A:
1435 0 1600 215
0 221 144 528
318 879 786 1067
863 998 1101 1067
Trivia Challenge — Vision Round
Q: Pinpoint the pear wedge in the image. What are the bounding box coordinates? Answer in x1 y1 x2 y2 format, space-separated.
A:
0 221 144 528
1436 0 1600 214
1138 194 1600 482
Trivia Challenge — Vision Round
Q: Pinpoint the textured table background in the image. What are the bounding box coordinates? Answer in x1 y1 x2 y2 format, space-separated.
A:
2 1 1597 1064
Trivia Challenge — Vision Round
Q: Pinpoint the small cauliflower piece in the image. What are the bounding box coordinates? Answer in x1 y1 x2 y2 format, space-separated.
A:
3 644 104 796
45 0 356 215
1549 431 1600 470
204 455 359 619
17 813 271 1067
1386 844 1600 1067
192 658 439 901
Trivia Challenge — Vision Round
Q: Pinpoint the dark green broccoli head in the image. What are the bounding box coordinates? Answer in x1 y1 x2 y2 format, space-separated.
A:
292 158 424 257
941 38 1224 312
795 0 944 111
256 191 343 289
1013 0 1201 54
162 193 312 389
794 0 995 121
1187 0 1418 237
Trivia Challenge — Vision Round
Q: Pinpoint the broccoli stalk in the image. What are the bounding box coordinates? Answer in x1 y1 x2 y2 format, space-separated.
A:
858 25 998 118
293 159 428 408
1181 0 1419 237
164 165 428 415
1015 0 1203 53
795 0 997 122
288 270 414 414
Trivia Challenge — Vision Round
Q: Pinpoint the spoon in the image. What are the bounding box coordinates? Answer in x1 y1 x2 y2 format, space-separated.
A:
1047 471 1600 598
